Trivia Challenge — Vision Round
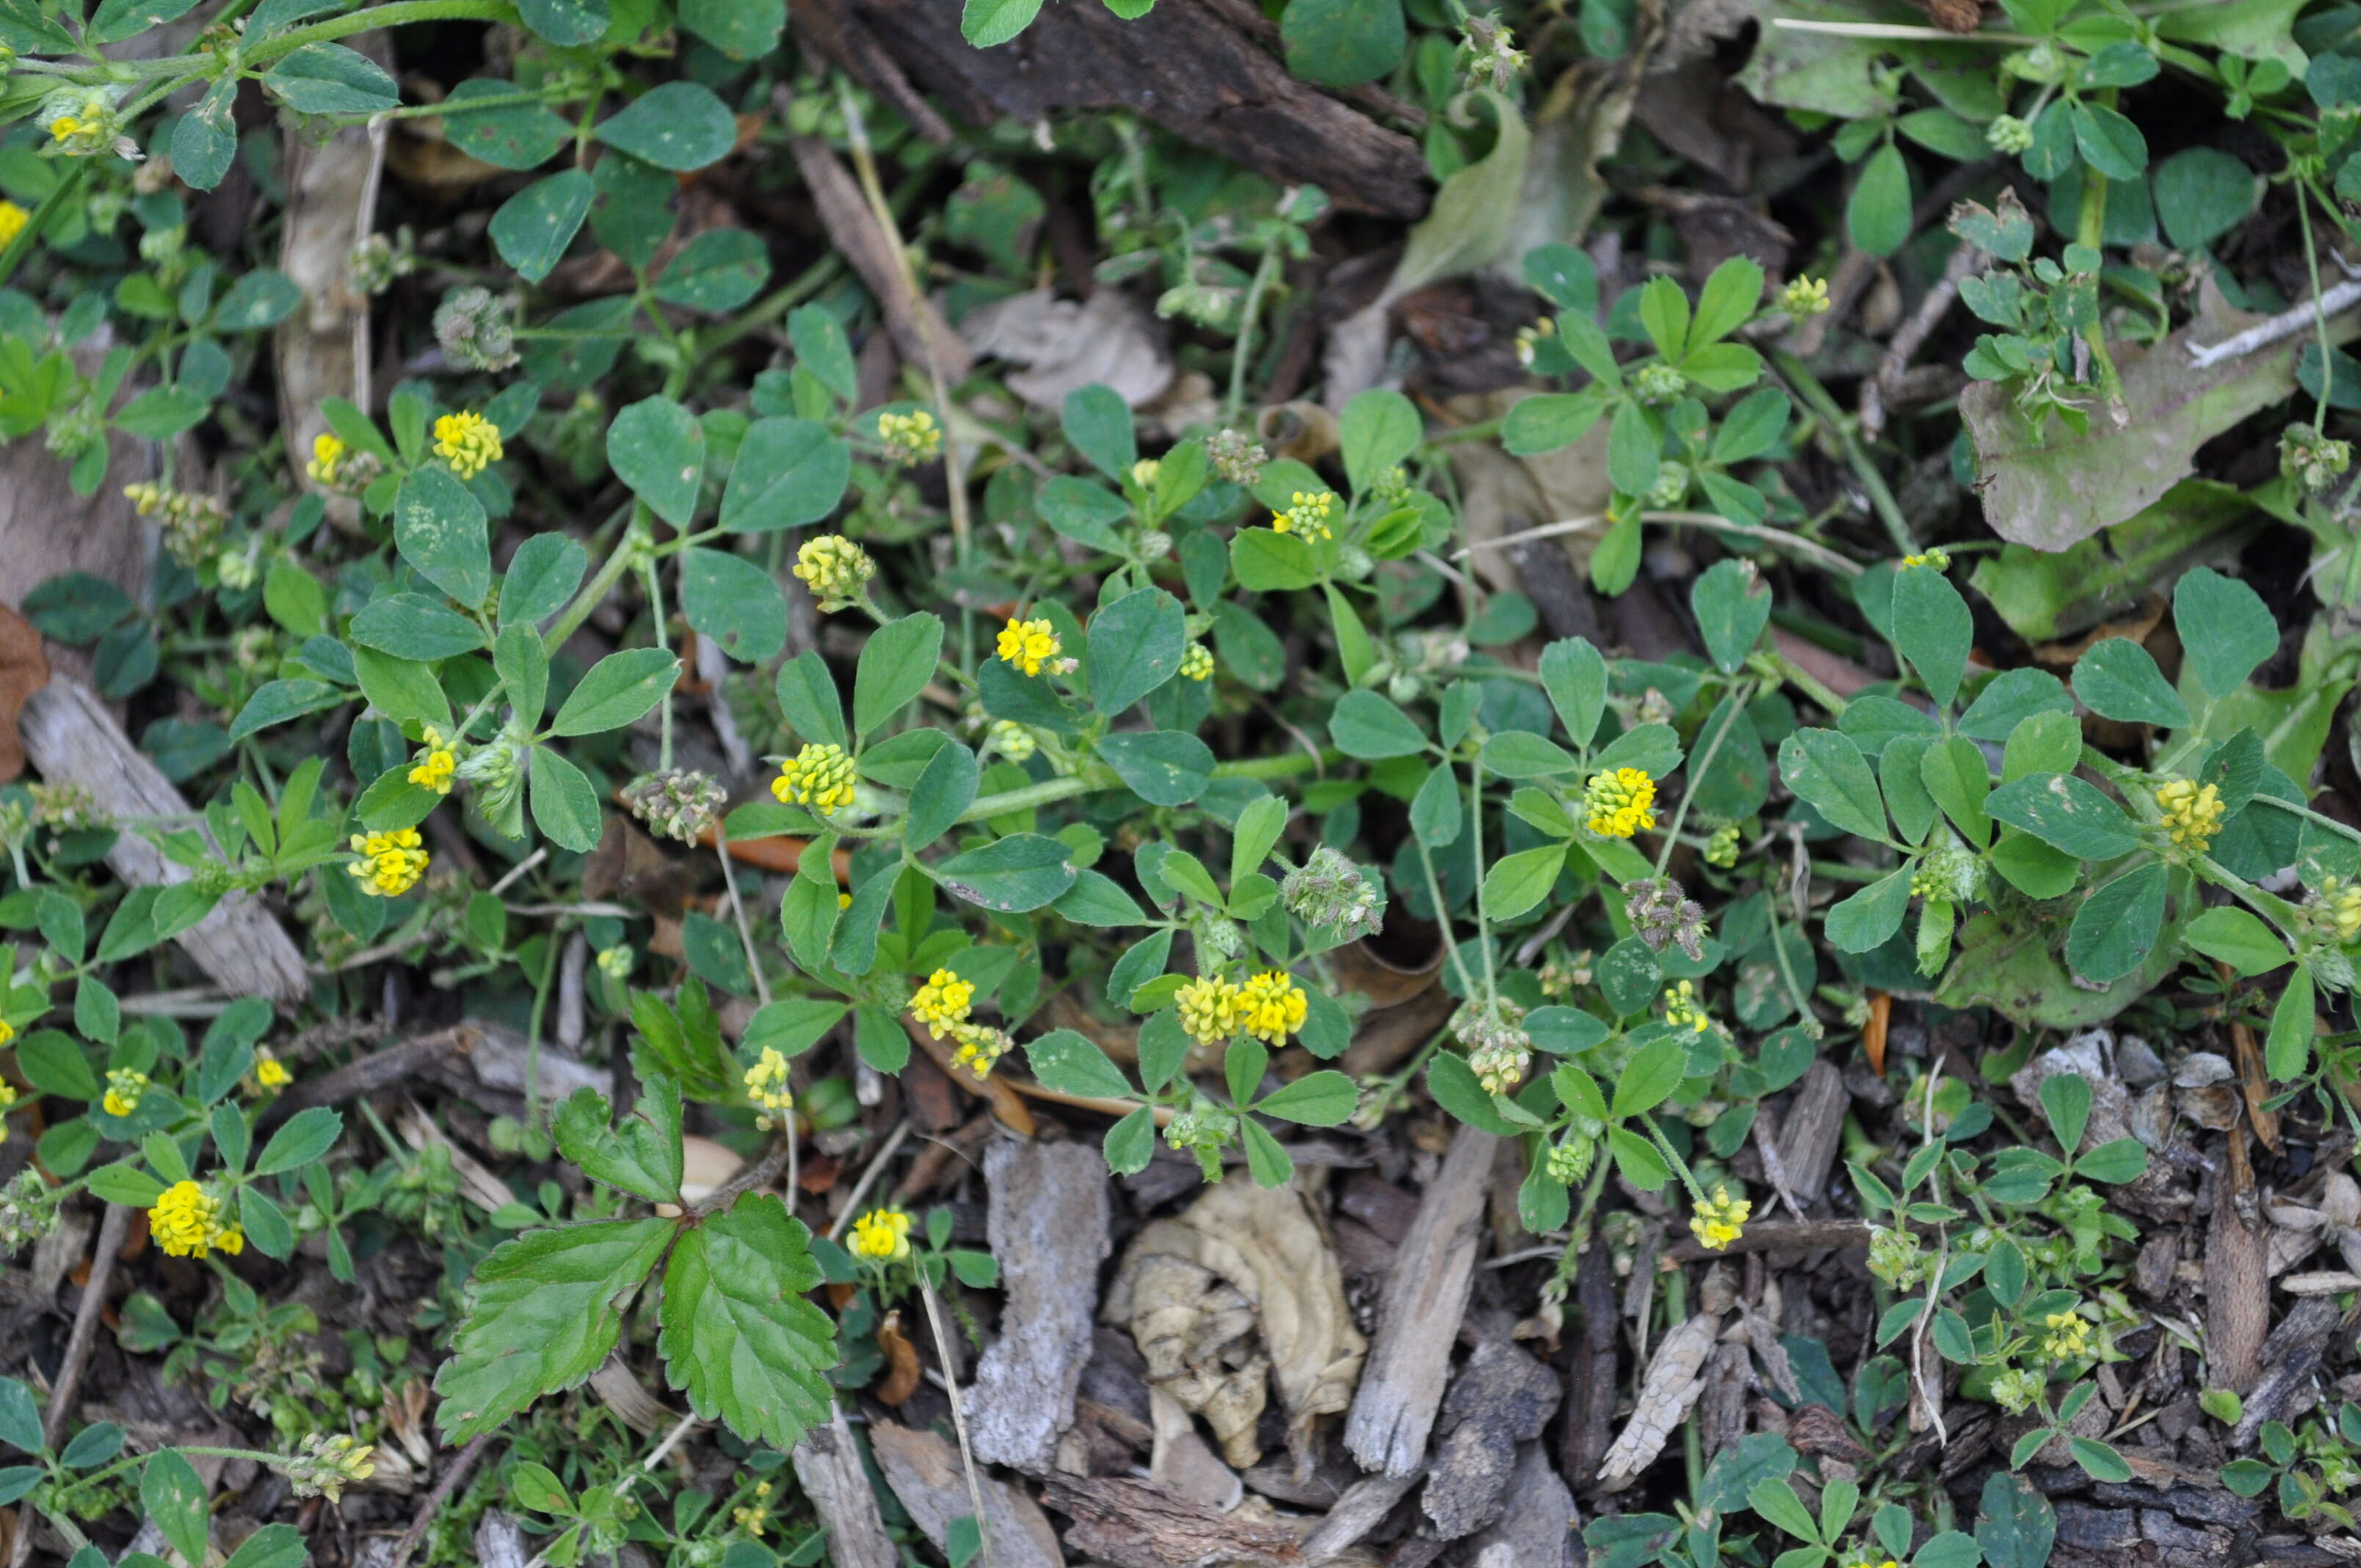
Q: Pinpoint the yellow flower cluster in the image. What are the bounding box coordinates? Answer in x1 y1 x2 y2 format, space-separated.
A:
0 1018 12 1046
877 408 941 465
1897 548 1951 570
772 743 857 816
1689 1184 1750 1251
1175 976 1240 1045
1273 490 1336 542
1180 642 1215 682
307 432 345 486
910 968 974 1039
0 202 26 252
47 98 114 155
1844 1560 1899 1568
997 616 1061 677
598 944 634 979
849 1207 913 1263
0 1078 15 1142
150 1180 244 1260
1236 970 1308 1045
433 410 503 479
744 1045 794 1127
734 1479 775 1537
349 829 429 897
1130 458 1161 489
407 726 455 794
949 1022 1012 1077
103 1067 148 1118
2154 778 2224 854
791 534 874 606
1584 767 1657 838
1515 317 1556 369
1779 276 1831 318
254 1050 292 1091
2042 1310 2091 1362
2324 876 2361 942
1660 979 1711 1035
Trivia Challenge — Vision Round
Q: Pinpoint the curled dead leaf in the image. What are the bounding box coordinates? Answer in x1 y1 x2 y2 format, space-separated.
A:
0 603 51 783
876 1310 922 1404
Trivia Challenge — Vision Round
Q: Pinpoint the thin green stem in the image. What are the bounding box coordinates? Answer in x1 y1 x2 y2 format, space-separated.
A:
1767 348 1918 558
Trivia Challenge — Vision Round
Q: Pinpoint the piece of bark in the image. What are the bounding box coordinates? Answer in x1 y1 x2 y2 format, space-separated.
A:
1465 1445 1578 1568
1299 1471 1421 1564
1599 1307 1722 1489
1562 1235 1619 1488
2206 1135 2271 1395
1044 1474 1300 1568
1664 1220 1873 1264
1775 1061 1846 1209
791 0 1427 219
790 1406 898 1568
0 605 48 783
256 1023 478 1128
2230 1296 2342 1448
474 1511 530 1568
971 1141 1112 1473
780 121 972 385
1422 1339 1562 1539
16 678 306 1002
871 1420 1064 1568
1345 1125 1500 1476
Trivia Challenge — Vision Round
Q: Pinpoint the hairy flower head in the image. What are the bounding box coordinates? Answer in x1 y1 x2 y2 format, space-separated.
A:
2154 778 2225 854
1175 976 1241 1045
791 534 874 608
1584 767 1658 838
432 410 503 479
772 743 856 817
877 409 940 465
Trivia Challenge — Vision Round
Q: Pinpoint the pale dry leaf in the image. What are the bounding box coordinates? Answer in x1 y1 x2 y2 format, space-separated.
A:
960 288 1175 411
1599 1307 1721 1489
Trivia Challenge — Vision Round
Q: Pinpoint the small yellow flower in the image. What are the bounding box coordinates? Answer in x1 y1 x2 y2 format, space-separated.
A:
255 1050 292 1090
1130 458 1161 489
47 115 81 142
1180 642 1215 683
1688 1183 1750 1251
989 719 1037 761
596 944 633 979
0 201 28 252
1235 970 1307 1045
149 1180 244 1260
1660 979 1711 1035
1515 317 1556 368
306 432 344 485
791 535 874 607
432 410 503 479
910 968 974 1039
877 408 941 465
1898 548 1951 570
996 616 1061 678
0 1019 12 1047
734 1478 773 1536
1843 1561 1900 1568
2323 876 2361 942
1779 275 1831 318
1272 490 1336 542
347 828 429 897
1584 767 1658 838
2154 778 2225 854
1703 824 1739 868
2042 1310 2092 1362
0 1079 16 1142
102 1067 148 1118
743 1045 794 1121
1175 976 1241 1045
772 743 857 816
949 1021 1012 1077
849 1207 913 1263
407 725 456 795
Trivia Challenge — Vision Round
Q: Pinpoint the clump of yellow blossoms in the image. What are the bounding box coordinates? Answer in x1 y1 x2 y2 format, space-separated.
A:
284 1432 376 1503
1898 548 1951 570
1175 976 1239 1045
407 726 455 794
432 410 503 479
849 1207 913 1263
1779 276 1831 317
1130 458 1161 489
1515 317 1556 369
910 968 975 1039
2042 1310 2092 1361
877 409 941 465
1584 767 1657 838
46 97 117 156
150 1180 244 1259
1236 970 1308 1045
2154 778 2224 854
949 1022 1012 1077
104 1067 149 1117
772 743 856 816
1689 1184 1750 1251
0 202 26 252
997 616 1061 677
791 535 874 608
1273 490 1336 542
1660 979 1711 1035
254 1049 292 1092
734 1480 776 1537
744 1046 794 1128
0 1079 15 1141
1180 642 1215 682
349 828 429 897
307 432 345 485
0 1019 12 1048
2321 876 2361 942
